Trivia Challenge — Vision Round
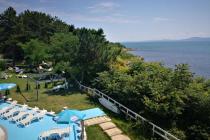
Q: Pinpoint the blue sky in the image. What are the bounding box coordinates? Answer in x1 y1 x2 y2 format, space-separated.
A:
0 0 210 42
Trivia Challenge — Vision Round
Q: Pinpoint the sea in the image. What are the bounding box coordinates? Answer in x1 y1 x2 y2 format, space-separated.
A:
123 41 210 78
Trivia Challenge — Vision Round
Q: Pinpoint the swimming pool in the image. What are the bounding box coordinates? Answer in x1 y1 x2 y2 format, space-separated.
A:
0 102 73 140
0 102 107 140
0 83 16 91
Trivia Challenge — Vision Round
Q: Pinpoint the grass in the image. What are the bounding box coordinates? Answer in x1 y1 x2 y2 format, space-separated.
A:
0 75 96 112
88 97 149 140
0 74 148 140
86 125 110 140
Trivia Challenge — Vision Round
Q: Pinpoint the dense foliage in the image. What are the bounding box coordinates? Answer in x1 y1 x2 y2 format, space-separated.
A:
94 59 210 139
0 7 209 139
0 7 122 82
0 7 73 62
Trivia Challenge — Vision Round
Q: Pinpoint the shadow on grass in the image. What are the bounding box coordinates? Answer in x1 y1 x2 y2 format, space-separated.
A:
43 88 81 96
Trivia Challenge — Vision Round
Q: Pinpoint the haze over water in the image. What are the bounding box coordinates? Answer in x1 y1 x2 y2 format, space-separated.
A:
123 41 210 78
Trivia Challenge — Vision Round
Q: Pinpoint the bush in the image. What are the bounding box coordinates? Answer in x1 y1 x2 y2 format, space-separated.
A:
169 128 186 140
186 124 209 140
132 120 153 138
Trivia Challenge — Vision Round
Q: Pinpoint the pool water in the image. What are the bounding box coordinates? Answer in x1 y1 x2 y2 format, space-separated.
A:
0 83 16 91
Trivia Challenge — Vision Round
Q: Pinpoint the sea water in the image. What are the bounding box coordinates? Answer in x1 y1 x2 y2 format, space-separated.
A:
123 41 210 78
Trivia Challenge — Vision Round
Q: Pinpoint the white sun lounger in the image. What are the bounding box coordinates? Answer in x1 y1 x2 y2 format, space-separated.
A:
19 110 47 126
0 101 17 115
3 106 27 119
38 127 71 140
18 114 34 126
34 110 47 120
10 111 29 122
10 106 37 122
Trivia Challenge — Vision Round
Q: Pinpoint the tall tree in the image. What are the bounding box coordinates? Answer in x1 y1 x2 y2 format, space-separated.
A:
48 32 79 74
172 64 193 90
18 10 55 43
75 28 122 83
0 7 24 62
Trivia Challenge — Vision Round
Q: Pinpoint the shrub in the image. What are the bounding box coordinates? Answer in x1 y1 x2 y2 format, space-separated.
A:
186 124 209 140
169 128 186 140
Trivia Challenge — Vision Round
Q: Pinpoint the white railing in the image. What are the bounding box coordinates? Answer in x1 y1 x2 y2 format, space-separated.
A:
77 82 180 140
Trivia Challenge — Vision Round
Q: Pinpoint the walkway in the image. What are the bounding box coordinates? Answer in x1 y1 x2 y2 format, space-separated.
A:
84 116 130 140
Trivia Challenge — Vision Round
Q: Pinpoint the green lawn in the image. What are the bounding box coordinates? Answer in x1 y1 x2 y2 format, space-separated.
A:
0 75 96 112
86 126 111 140
0 75 148 140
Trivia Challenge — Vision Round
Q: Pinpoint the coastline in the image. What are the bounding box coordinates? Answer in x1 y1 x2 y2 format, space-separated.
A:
123 47 138 51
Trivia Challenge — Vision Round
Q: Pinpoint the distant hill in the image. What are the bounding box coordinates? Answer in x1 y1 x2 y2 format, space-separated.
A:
122 37 210 43
181 37 210 41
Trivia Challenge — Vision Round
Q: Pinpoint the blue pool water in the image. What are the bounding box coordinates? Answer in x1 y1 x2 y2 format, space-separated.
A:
0 102 106 140
0 83 16 91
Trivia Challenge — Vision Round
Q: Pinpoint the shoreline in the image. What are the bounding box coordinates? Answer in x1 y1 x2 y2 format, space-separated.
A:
123 48 139 51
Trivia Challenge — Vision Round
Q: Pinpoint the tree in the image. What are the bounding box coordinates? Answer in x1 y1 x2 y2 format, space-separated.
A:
0 7 75 63
49 32 79 65
18 10 54 43
0 7 24 62
75 28 122 83
20 39 48 65
172 64 193 90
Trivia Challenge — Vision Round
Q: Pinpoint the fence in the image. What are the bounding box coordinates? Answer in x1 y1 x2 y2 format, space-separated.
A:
77 82 180 140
